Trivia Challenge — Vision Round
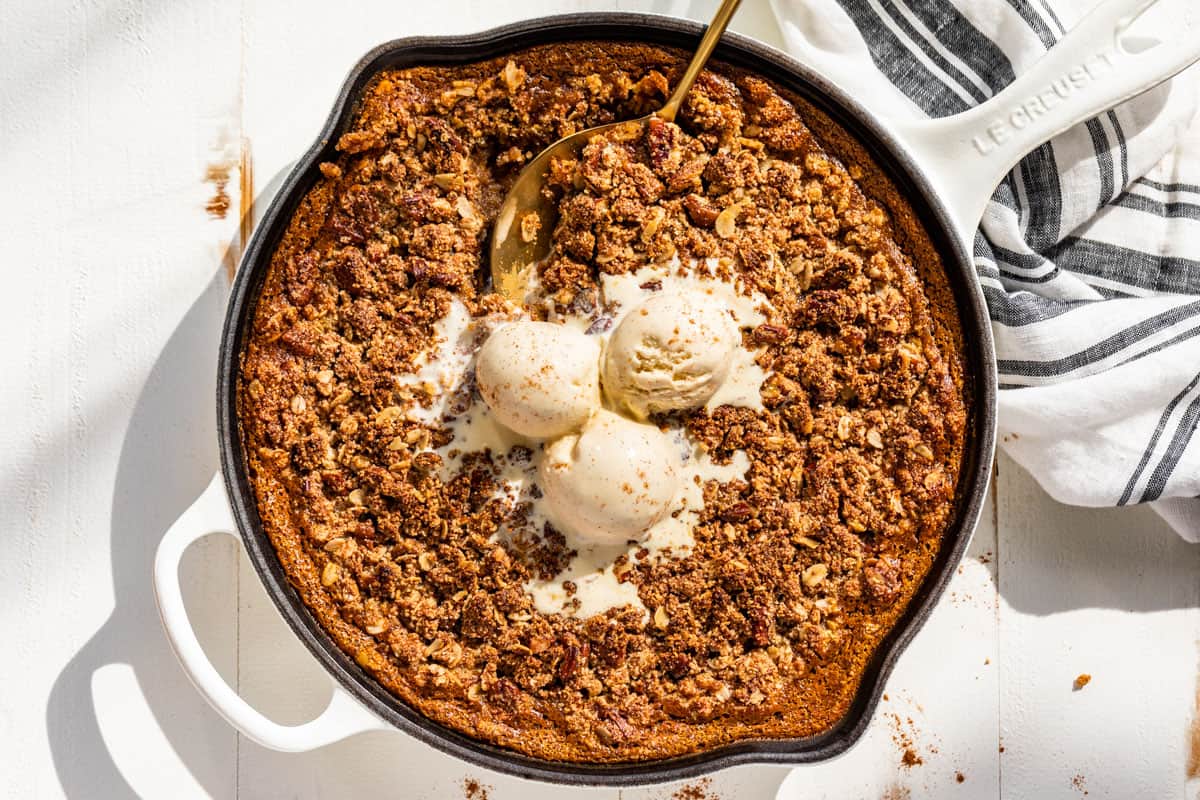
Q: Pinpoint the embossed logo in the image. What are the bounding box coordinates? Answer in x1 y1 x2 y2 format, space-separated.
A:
972 51 1118 155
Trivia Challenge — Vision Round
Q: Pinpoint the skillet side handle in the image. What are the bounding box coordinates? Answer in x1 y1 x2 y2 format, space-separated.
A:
153 473 389 751
893 0 1200 245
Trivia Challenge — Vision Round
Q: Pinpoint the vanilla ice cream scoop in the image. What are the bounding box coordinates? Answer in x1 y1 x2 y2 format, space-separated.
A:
475 321 601 439
539 410 680 546
602 290 740 420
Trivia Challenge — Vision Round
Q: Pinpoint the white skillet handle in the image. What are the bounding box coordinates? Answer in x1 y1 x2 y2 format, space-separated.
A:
892 0 1200 245
153 473 389 751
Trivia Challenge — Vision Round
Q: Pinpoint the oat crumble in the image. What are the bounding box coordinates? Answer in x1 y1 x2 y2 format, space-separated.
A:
239 41 969 762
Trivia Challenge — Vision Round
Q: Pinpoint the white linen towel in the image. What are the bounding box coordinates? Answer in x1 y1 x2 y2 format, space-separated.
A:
769 0 1200 539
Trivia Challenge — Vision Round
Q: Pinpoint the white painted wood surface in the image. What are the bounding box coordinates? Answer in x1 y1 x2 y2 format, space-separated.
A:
1 1 1197 798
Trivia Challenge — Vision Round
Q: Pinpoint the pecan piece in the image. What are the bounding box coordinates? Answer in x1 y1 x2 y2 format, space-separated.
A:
557 639 589 682
720 502 753 522
862 557 903 605
666 157 707 194
753 323 788 344
664 653 691 679
683 193 719 227
600 707 637 743
645 116 681 175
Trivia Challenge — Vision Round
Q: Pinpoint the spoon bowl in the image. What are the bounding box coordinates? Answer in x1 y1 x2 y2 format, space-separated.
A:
489 119 633 299
489 0 742 298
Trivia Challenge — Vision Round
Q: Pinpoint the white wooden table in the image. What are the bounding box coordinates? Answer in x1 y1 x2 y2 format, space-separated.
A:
3 1 1199 797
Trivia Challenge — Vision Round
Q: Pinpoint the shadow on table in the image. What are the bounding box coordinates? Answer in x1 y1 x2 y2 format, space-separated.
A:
993 454 1200 617
44 163 292 799
44 267 232 799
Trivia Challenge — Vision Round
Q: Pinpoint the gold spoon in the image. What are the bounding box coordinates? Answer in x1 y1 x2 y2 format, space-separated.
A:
489 0 743 299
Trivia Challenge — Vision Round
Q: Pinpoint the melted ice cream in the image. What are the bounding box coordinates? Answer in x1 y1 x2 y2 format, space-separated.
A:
400 258 775 620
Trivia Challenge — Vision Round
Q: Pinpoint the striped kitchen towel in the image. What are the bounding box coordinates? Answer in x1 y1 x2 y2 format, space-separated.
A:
769 0 1200 539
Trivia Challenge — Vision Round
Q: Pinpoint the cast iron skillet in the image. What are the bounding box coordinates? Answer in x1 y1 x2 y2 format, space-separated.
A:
155 6 1200 786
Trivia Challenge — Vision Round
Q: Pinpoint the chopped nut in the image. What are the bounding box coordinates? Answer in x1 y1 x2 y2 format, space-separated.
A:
803 563 829 587
290 395 306 413
913 443 934 461
753 323 788 344
435 640 463 666
714 201 744 239
433 173 464 192
376 406 403 424
653 607 670 629
502 59 526 91
897 341 923 363
641 206 665 240
316 370 334 385
387 436 409 451
456 195 475 220
520 211 540 243
866 429 883 449
355 647 385 671
789 464 805 494
348 488 366 506
321 561 341 587
721 503 753 522
418 551 435 571
339 416 359 435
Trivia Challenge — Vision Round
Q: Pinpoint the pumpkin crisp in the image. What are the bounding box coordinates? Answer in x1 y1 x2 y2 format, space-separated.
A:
239 41 969 763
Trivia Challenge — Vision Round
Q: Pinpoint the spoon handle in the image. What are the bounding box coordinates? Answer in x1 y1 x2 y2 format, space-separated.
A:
658 0 744 123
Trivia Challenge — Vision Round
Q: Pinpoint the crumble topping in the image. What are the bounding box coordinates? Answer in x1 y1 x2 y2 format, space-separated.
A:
239 42 968 762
